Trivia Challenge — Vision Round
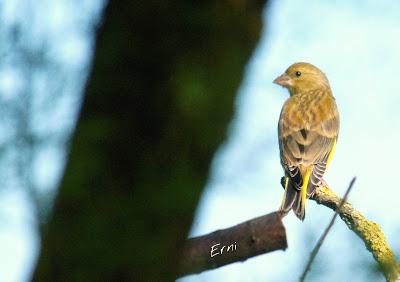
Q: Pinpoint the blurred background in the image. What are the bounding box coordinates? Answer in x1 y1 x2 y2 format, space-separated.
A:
1 0 400 281
0 1 105 281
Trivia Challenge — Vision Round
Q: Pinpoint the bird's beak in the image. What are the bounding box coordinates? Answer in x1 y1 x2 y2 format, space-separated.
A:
273 73 292 87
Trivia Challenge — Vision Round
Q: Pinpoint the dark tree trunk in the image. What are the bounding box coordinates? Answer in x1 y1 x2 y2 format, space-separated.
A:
33 1 268 281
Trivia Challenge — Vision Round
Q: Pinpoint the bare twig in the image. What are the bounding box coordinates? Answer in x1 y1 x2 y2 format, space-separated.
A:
179 177 399 280
312 181 400 282
177 211 287 277
299 177 356 282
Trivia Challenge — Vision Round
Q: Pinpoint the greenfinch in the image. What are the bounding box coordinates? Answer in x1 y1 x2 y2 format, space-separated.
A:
273 62 339 220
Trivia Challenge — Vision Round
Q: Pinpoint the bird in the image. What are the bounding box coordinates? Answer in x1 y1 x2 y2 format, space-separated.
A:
273 62 339 220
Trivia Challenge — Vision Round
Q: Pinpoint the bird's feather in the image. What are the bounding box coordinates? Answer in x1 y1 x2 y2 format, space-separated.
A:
278 89 339 215
276 62 340 220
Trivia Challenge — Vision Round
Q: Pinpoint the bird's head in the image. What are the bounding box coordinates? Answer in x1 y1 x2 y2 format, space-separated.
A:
273 62 330 95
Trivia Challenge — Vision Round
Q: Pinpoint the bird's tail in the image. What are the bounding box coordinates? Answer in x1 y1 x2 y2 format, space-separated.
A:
279 177 306 220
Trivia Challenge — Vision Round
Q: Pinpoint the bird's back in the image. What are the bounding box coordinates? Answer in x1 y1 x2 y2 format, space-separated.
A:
279 89 339 169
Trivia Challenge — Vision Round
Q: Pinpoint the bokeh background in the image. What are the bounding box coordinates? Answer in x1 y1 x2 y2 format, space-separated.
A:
1 0 400 281
0 1 105 281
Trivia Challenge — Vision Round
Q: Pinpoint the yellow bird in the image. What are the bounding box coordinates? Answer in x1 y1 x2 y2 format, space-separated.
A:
273 62 339 220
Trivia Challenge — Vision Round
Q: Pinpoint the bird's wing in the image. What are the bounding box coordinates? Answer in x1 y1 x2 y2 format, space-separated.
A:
279 94 339 194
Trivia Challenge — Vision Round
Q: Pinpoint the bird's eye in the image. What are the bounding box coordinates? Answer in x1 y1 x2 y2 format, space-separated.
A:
295 71 301 77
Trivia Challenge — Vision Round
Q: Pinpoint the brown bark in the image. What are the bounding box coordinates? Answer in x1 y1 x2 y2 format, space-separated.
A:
178 211 287 277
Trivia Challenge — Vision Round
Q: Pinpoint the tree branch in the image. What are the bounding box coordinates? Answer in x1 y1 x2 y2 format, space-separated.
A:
177 211 287 277
312 182 400 282
178 180 399 281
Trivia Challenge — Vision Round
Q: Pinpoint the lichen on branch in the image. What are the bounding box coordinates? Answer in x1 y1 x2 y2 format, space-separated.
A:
312 185 400 282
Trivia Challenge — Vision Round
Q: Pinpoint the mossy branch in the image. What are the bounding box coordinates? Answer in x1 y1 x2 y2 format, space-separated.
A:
178 179 399 280
312 182 400 282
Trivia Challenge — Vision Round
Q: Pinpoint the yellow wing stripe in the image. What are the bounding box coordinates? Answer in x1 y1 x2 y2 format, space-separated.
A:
326 138 337 171
301 166 313 213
